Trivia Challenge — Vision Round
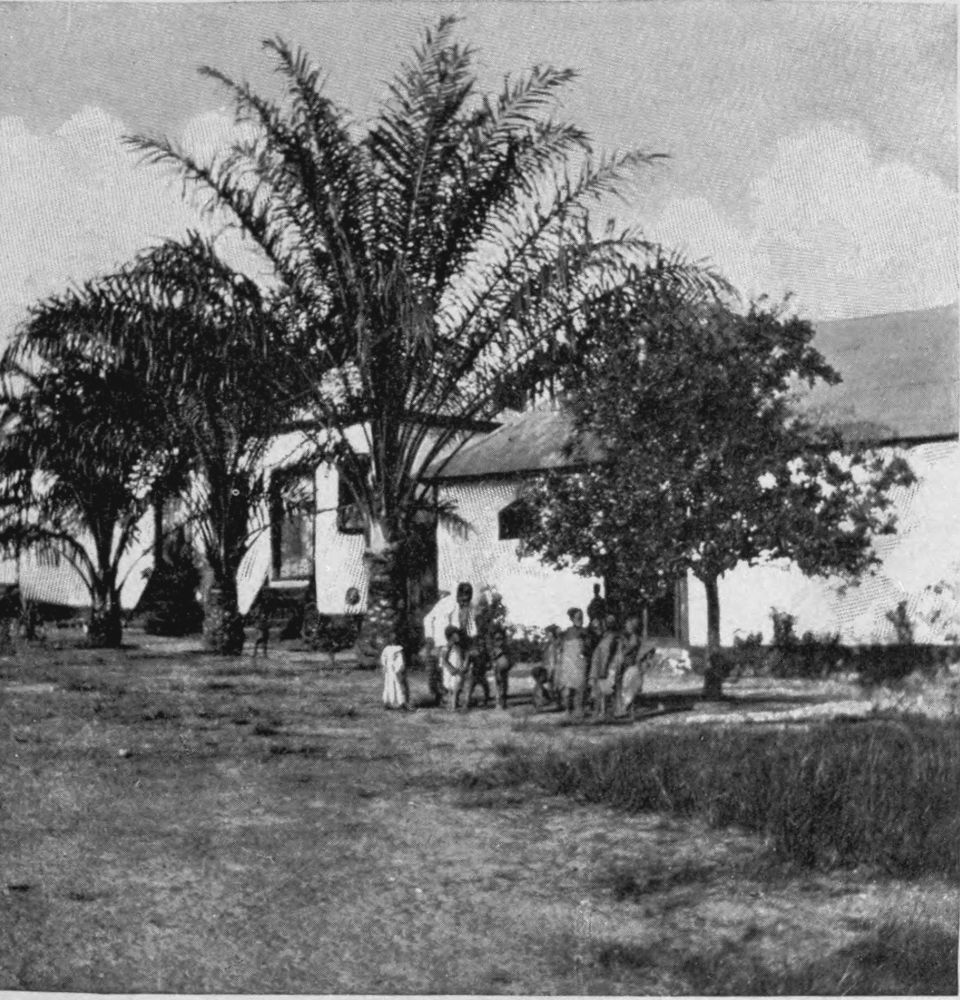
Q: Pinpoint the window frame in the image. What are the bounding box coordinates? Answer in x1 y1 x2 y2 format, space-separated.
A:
269 464 316 581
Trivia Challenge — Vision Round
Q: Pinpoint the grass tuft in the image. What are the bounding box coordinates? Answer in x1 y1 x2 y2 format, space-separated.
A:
476 718 960 877
326 704 360 719
680 918 958 995
595 860 717 901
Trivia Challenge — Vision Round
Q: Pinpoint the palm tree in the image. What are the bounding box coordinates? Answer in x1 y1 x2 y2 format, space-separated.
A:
130 18 716 660
9 235 311 653
0 337 165 646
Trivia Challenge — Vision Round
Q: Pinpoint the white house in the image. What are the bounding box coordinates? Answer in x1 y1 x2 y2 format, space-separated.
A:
12 303 956 649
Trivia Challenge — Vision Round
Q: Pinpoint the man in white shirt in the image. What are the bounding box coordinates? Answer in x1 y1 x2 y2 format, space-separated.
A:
422 582 479 705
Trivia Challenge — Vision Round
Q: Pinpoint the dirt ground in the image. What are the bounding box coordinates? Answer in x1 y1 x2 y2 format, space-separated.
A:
0 629 957 994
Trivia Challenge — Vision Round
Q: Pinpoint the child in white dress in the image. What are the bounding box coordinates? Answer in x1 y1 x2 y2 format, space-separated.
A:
380 643 409 709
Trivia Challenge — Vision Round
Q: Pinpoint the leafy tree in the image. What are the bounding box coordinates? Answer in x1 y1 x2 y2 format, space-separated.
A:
0 341 164 646
519 292 915 697
128 17 716 662
10 236 311 653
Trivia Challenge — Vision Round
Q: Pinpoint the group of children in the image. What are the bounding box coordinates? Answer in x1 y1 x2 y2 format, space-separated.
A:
379 581 657 719
430 620 513 711
531 607 656 719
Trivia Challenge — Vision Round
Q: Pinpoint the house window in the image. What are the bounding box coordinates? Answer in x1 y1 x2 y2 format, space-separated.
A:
337 456 370 535
497 498 535 540
270 467 314 580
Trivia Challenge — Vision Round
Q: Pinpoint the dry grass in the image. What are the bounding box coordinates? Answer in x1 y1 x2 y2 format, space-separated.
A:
478 720 960 877
0 630 957 994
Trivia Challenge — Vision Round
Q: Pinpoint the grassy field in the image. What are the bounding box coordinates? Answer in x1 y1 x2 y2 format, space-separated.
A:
1 630 957 994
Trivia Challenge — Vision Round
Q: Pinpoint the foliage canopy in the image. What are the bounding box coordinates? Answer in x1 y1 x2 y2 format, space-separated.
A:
519 290 915 695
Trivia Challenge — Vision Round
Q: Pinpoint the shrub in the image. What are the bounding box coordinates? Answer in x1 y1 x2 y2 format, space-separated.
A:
886 599 915 644
479 720 960 877
141 532 203 636
770 608 798 649
301 607 363 655
506 623 549 663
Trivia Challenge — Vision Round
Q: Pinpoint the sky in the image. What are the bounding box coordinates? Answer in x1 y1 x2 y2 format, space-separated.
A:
0 1 956 343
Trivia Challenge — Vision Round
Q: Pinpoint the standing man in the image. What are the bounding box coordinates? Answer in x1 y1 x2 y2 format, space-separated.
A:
455 582 492 710
423 582 482 706
587 583 607 625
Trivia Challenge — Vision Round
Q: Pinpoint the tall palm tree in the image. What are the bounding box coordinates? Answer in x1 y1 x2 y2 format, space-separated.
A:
130 18 716 659
11 235 310 653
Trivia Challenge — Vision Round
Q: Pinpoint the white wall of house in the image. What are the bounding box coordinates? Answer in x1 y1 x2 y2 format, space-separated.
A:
687 440 960 645
303 425 474 616
436 479 601 629
313 463 367 614
0 508 155 610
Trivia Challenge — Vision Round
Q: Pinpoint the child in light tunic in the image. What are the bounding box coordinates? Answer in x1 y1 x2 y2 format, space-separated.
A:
557 608 589 717
441 625 467 710
380 643 409 709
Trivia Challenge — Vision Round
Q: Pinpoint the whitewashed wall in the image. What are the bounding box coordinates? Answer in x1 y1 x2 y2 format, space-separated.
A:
0 507 154 610
436 479 601 629
687 440 960 645
313 463 367 614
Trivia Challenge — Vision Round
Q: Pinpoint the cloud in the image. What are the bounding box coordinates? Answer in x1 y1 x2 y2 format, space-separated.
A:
646 123 957 319
649 197 779 305
0 106 253 346
0 112 954 350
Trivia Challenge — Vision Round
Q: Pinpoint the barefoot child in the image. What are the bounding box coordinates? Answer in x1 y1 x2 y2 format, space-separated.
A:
531 624 560 709
590 615 620 720
490 627 512 710
618 616 656 718
441 625 467 710
380 643 409 710
557 608 589 718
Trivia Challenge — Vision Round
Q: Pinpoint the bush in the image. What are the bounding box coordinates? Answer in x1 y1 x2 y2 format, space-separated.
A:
770 607 798 649
479 719 960 877
886 599 916 644
301 607 362 654
505 623 549 663
697 637 960 684
141 532 203 636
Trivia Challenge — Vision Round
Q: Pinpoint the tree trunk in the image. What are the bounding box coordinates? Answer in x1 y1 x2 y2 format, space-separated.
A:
354 522 405 668
87 588 123 648
203 583 245 655
701 572 724 700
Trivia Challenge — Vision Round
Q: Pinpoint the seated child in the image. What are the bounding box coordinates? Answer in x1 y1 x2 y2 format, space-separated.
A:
531 624 561 709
